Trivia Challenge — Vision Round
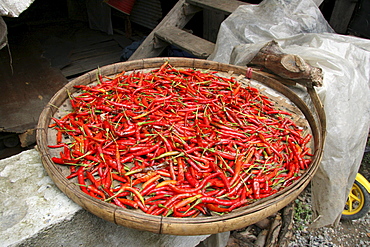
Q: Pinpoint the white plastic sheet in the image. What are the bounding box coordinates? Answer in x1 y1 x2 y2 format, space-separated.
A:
0 17 6 50
0 0 35 50
209 0 370 228
0 0 34 17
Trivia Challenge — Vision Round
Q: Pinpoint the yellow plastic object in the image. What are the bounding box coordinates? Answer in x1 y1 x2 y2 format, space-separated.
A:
342 173 370 220
355 173 370 193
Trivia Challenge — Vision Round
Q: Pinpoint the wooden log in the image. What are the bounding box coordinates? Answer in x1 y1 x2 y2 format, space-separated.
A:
265 213 282 247
254 229 268 247
277 202 295 247
248 40 323 87
329 0 357 34
254 217 271 230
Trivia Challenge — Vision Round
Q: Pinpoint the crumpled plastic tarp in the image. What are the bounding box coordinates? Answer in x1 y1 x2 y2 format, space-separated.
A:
209 0 370 228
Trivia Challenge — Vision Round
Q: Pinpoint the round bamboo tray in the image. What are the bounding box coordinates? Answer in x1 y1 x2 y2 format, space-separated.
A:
36 57 325 236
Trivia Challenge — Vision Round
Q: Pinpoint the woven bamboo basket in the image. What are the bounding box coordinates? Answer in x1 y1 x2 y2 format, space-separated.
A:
36 57 325 236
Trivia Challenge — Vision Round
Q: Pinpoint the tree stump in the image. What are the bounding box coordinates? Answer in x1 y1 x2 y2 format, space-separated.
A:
248 40 323 87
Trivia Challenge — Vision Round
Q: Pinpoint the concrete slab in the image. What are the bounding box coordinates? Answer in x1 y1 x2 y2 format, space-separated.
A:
0 149 211 247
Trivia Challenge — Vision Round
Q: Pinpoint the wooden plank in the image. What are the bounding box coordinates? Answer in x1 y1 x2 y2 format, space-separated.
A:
187 0 248 15
69 40 122 61
329 0 357 34
61 50 122 78
128 0 246 60
59 35 124 77
199 0 248 42
128 0 201 60
73 32 113 47
203 9 225 43
155 26 215 59
348 0 370 38
70 39 119 53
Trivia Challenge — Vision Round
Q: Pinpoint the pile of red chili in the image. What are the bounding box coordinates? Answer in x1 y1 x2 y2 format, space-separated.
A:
49 61 312 217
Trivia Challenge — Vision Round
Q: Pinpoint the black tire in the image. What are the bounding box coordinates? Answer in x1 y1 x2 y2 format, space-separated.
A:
341 180 370 221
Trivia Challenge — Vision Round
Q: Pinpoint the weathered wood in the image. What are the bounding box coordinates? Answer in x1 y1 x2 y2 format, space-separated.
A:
61 51 122 78
277 203 295 247
128 0 200 60
68 40 121 60
128 0 247 60
58 31 123 78
254 229 268 247
248 40 323 87
254 218 272 230
203 9 225 43
265 214 282 247
183 2 202 16
307 86 326 138
155 26 215 58
187 0 247 15
250 68 297 86
329 0 357 34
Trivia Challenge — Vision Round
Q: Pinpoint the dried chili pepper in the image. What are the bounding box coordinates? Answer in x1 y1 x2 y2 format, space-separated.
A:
48 61 313 217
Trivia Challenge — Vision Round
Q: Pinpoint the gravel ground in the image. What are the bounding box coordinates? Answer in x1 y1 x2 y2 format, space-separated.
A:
289 189 370 247
290 142 370 247
291 216 370 247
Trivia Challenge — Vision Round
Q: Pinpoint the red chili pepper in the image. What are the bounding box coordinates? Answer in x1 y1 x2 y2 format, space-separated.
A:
102 188 127 208
142 174 161 188
87 184 105 199
200 197 238 206
173 208 199 217
49 61 313 217
130 141 162 156
48 143 68 148
77 167 88 194
214 150 236 160
112 173 127 183
56 131 63 144
176 157 185 182
252 180 261 199
140 183 158 196
205 203 230 213
184 170 199 187
173 194 202 210
162 193 198 209
102 170 112 189
133 196 148 213
51 157 66 165
217 171 231 192
118 198 138 209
